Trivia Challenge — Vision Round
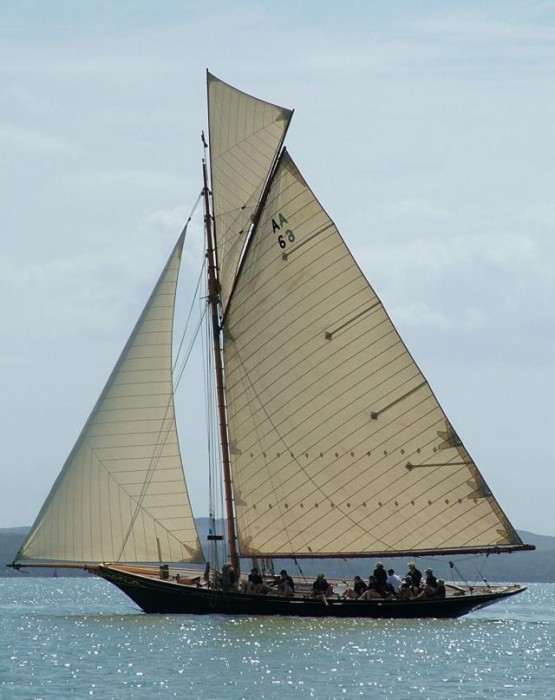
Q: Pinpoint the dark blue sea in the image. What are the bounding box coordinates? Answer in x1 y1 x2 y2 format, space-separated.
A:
0 579 553 699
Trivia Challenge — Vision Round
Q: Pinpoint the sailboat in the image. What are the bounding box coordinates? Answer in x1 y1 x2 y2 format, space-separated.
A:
11 72 534 618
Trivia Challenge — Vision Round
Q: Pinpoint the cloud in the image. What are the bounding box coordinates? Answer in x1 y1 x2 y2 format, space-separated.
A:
72 168 186 190
385 198 448 220
0 123 76 156
390 299 487 332
146 206 194 229
1 1 554 537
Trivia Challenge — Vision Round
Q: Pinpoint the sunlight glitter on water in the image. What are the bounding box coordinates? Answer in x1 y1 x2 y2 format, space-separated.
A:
0 579 554 699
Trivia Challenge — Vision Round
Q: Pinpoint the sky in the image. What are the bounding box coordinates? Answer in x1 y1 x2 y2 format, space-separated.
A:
1 1 554 537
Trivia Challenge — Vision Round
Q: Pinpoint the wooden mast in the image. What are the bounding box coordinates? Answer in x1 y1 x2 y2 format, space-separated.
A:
201 155 240 577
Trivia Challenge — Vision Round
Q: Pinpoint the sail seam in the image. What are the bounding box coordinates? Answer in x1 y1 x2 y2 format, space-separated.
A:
229 341 398 554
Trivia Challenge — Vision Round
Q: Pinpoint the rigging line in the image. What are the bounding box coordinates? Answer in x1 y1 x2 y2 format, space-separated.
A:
97 309 206 563
173 197 205 372
205 340 220 566
173 263 206 374
120 399 207 563
86 385 187 561
228 348 322 556
448 560 474 590
22 225 200 565
221 143 292 323
203 296 226 566
121 305 208 557
100 375 184 558
231 345 398 554
203 302 215 515
210 317 226 558
202 301 216 524
174 306 207 391
115 410 181 562
115 206 206 562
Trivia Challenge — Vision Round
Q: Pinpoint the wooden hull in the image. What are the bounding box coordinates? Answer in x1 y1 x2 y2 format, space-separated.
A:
96 565 527 619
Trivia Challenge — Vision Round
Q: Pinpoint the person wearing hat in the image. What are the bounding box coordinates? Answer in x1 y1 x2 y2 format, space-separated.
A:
373 562 388 595
406 562 422 593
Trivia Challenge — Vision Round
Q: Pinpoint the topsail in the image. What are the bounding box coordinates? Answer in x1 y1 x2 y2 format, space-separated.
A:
207 72 293 311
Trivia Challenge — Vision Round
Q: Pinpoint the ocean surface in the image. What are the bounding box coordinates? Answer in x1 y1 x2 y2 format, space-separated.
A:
0 579 553 699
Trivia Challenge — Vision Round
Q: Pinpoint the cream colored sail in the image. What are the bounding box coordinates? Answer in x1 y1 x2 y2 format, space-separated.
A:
207 72 293 311
223 151 523 558
16 234 203 565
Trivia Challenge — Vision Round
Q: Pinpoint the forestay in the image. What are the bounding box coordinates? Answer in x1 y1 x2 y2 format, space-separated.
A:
16 235 203 565
223 151 523 559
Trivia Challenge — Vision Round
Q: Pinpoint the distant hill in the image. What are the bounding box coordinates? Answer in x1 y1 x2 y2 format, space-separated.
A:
2 523 553 583
196 521 554 584
0 528 85 578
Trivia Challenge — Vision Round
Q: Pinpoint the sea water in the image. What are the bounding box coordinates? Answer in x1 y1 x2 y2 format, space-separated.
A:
0 579 553 699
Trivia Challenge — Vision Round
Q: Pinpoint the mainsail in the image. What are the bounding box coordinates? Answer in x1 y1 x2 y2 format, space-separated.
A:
223 150 524 559
16 234 203 565
207 71 293 311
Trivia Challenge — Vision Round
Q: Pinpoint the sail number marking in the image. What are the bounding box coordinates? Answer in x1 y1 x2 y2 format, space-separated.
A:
272 213 295 249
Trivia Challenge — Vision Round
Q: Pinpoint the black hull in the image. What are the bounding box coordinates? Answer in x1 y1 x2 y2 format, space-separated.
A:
96 566 526 619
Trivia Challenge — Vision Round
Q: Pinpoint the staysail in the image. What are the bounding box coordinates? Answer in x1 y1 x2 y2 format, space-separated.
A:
16 234 203 565
207 72 293 312
223 150 524 559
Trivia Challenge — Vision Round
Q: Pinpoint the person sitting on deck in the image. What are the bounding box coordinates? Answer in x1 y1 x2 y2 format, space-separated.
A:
424 568 437 589
406 562 422 593
269 569 295 597
386 569 403 597
399 576 414 600
414 568 440 599
311 573 334 599
342 575 368 599
241 567 269 595
221 563 237 591
432 579 446 599
358 575 384 600
416 577 444 601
